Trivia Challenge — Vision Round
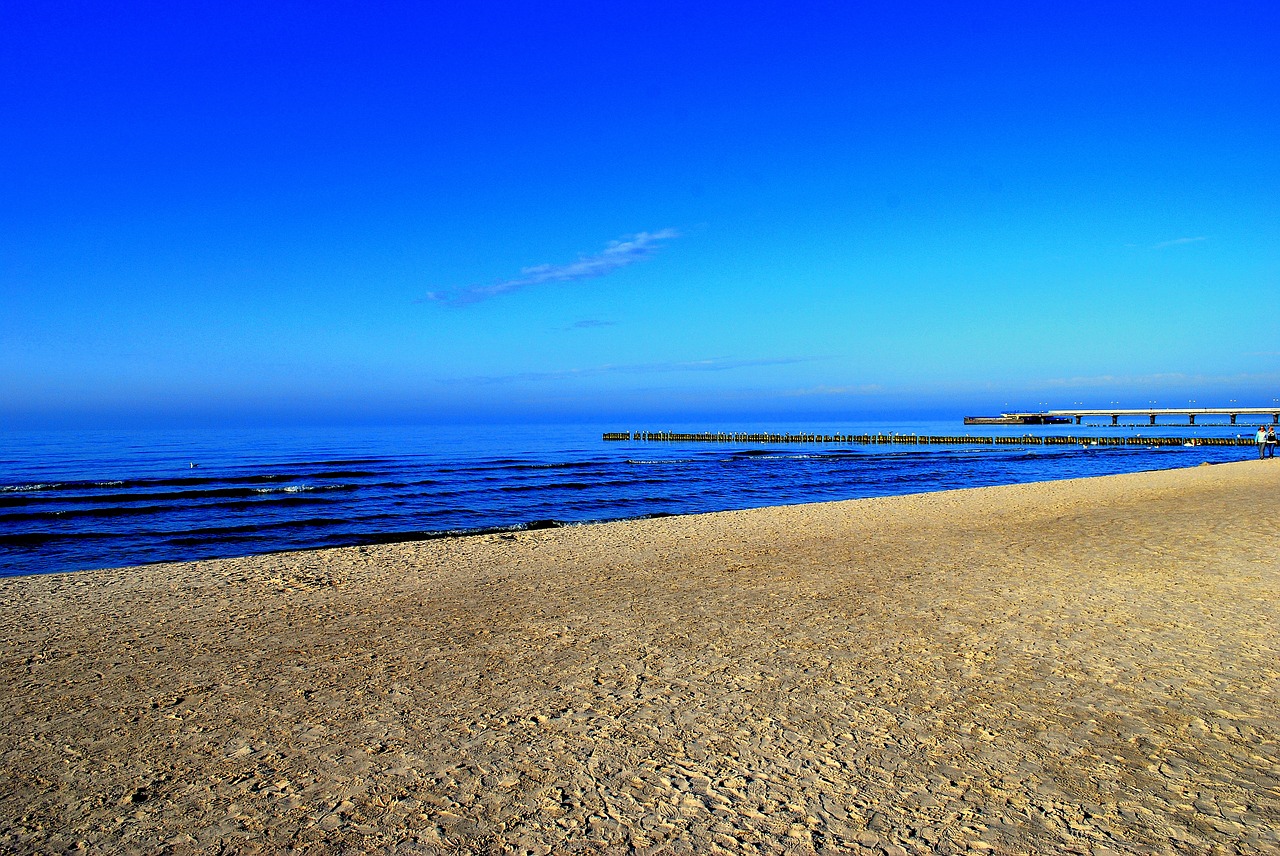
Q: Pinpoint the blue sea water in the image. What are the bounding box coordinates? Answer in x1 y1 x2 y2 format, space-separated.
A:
0 420 1266 577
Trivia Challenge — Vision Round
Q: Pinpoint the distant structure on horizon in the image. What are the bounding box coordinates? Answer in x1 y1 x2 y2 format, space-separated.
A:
967 406 1280 426
963 413 1071 426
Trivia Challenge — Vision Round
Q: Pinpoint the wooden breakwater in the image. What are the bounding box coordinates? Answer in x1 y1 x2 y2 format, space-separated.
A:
603 431 1253 447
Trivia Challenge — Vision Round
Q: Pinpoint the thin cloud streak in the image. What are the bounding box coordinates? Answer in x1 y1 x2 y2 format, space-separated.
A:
1041 371 1192 388
1036 369 1280 391
444 356 815 385
784 384 885 397
422 230 678 306
569 319 616 329
1152 236 1207 249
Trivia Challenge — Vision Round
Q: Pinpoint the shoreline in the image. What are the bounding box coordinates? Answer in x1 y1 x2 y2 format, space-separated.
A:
3 461 1279 853
6 448 1261 581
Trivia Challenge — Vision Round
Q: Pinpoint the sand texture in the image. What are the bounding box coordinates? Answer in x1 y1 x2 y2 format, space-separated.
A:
2 461 1279 854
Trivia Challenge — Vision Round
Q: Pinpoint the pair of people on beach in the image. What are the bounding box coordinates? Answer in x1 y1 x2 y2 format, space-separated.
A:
1255 426 1277 459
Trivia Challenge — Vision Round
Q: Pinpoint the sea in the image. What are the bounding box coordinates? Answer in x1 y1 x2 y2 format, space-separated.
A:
0 419 1266 578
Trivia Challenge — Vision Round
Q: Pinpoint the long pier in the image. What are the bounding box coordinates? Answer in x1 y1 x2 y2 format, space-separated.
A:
1046 407 1280 426
604 432 1253 447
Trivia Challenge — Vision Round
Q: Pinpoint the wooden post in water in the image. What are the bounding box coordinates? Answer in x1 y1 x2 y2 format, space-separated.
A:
606 431 1253 447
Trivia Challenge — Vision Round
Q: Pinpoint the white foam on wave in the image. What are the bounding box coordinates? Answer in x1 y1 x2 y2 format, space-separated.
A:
254 484 315 494
4 479 125 492
251 484 353 495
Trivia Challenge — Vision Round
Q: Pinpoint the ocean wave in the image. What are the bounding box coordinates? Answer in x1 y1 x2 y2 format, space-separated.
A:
248 458 389 468
523 461 601 470
761 453 830 460
1 483 363 508
0 471 380 499
723 449 877 463
251 484 351 495
0 492 346 524
498 481 594 493
437 460 604 475
0 530 116 547
0 504 175 523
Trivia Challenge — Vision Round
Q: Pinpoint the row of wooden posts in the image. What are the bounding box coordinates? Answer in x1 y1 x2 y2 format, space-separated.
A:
603 431 1254 447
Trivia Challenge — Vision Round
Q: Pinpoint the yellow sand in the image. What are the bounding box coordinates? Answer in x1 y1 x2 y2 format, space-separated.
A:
2 461 1278 854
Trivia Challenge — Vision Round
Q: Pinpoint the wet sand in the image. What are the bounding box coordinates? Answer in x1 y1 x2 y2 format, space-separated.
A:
2 461 1278 855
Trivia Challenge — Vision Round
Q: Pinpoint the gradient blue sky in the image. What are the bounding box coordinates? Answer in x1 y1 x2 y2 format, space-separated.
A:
3 1 1277 427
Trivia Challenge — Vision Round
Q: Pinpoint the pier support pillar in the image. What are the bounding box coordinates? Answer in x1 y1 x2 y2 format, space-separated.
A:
1231 413 1237 425
1274 413 1279 425
1149 414 1156 425
1075 415 1082 425
1111 414 1118 425
1189 414 1195 425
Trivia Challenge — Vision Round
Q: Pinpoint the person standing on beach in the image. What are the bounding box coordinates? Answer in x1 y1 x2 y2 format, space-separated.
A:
1256 426 1268 459
1267 426 1278 459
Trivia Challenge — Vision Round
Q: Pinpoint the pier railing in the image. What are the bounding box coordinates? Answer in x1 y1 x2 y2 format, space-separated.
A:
603 432 1253 447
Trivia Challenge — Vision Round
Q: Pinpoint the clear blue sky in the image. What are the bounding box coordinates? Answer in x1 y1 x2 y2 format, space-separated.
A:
3 1 1277 427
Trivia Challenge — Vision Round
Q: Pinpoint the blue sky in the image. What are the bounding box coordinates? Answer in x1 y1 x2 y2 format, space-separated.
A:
2 1 1277 427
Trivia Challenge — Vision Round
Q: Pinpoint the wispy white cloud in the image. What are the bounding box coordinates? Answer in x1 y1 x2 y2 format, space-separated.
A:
783 384 885 397
569 319 616 329
1040 371 1192 388
1034 369 1280 394
445 356 814 385
1152 236 1207 250
421 230 678 306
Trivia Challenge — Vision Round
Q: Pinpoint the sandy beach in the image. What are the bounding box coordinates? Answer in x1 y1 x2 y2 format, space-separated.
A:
2 461 1278 855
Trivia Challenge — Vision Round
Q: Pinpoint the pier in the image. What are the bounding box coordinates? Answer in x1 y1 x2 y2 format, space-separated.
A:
604 432 1253 447
1046 407 1280 426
